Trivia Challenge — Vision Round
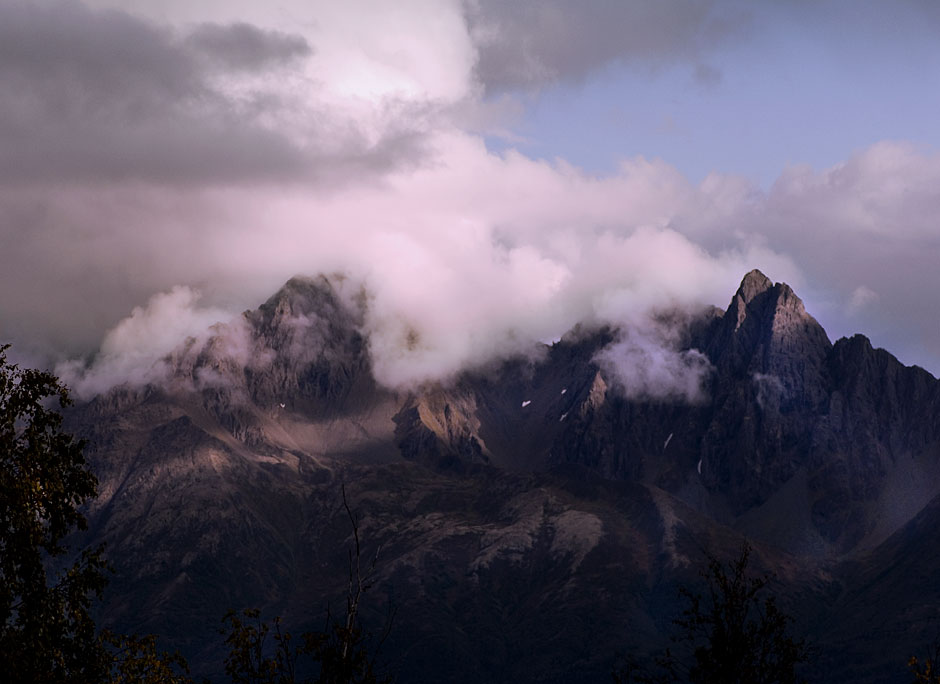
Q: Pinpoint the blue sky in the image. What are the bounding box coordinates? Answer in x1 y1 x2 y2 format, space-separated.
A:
510 1 940 187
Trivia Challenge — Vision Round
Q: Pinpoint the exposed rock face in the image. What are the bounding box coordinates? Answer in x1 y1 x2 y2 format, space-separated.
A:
393 389 489 470
68 269 940 684
242 276 372 408
810 334 940 549
427 269 940 555
168 275 378 418
699 270 832 519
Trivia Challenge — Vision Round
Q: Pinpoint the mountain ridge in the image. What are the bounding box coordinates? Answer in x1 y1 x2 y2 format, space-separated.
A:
67 269 940 683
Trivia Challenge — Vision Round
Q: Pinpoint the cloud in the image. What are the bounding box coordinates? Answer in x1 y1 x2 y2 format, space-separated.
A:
596 323 713 403
847 286 878 315
184 22 312 71
737 142 940 370
465 0 749 91
752 372 784 412
0 0 440 185
5 1 940 398
0 0 755 188
33 128 795 394
57 287 236 397
115 136 940 387
0 1 305 184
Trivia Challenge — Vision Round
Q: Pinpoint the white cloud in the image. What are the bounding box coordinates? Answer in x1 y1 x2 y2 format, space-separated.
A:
45 128 785 393
740 142 940 371
847 286 878 315
752 372 784 412
58 287 236 397
596 325 713 404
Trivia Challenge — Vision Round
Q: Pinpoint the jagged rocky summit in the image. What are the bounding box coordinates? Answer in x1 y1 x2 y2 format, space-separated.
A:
70 270 940 684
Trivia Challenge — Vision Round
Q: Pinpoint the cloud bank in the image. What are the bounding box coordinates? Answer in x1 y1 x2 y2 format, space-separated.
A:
466 0 749 91
41 132 795 396
3 1 940 398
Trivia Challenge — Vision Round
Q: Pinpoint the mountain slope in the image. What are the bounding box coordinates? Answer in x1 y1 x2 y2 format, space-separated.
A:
68 270 940 683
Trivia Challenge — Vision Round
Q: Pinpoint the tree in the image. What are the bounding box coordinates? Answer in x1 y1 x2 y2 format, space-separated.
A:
909 638 940 683
619 543 810 684
102 629 195 684
0 344 111 682
221 485 392 684
222 609 301 684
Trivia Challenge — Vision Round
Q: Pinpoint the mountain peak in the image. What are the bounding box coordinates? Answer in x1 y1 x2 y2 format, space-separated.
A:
258 275 343 321
736 269 774 304
708 270 831 384
725 270 815 334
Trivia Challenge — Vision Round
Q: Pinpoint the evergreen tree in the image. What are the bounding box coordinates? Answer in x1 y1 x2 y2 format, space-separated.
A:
619 543 810 684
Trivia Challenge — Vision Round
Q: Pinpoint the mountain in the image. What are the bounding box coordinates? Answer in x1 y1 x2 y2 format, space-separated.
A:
68 271 940 683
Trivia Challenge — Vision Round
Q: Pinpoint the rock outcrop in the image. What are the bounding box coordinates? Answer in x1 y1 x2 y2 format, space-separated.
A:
411 270 940 555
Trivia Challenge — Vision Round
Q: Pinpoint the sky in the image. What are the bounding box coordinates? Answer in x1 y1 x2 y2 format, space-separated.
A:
2 0 940 395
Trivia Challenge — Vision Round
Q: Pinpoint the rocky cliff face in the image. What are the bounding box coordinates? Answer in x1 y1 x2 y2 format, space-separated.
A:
699 270 832 514
69 269 940 683
400 269 940 556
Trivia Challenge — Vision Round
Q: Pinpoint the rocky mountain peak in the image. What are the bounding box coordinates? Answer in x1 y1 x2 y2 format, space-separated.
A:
241 275 367 373
254 275 360 330
736 268 774 304
727 272 810 333
715 270 829 368
237 275 374 411
153 274 378 435
696 272 835 517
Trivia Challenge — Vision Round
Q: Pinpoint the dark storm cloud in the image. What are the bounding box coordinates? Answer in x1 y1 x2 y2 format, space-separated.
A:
465 0 749 91
0 2 192 91
0 1 305 183
184 22 312 72
0 1 414 185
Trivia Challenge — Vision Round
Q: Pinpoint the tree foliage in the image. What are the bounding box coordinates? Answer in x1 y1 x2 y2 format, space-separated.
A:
619 543 810 684
0 344 110 682
909 638 940 684
221 602 390 684
102 629 195 684
221 486 392 684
